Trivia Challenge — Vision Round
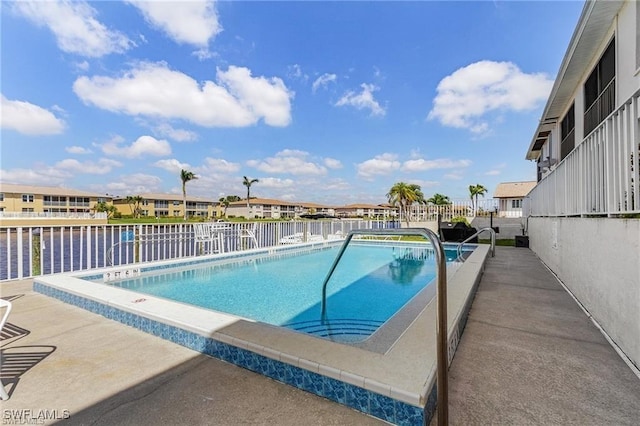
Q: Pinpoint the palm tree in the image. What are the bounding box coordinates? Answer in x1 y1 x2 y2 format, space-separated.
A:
94 201 118 218
469 184 488 216
125 195 143 218
218 195 241 217
426 193 451 205
386 182 425 226
242 176 259 208
219 197 229 217
180 169 198 221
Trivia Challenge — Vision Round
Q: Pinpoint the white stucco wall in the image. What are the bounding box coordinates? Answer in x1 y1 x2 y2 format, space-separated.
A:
528 217 640 369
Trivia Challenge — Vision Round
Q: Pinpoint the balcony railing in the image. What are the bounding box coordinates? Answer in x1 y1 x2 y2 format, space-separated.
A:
584 78 616 136
525 89 640 217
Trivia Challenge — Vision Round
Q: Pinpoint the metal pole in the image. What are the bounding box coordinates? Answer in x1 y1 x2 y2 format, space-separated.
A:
319 228 448 424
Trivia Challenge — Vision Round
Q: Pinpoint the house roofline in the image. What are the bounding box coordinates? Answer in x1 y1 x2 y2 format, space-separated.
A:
526 0 624 160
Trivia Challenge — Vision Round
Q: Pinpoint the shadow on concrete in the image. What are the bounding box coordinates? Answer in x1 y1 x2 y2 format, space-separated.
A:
1 345 56 399
1 322 31 346
64 354 385 426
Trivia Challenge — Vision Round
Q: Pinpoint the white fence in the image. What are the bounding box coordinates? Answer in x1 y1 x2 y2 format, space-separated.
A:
525 90 640 217
404 199 500 222
0 212 108 219
0 219 398 281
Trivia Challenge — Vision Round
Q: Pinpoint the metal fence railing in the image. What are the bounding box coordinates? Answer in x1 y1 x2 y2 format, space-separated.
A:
404 199 502 223
0 219 398 282
0 212 108 219
525 90 640 217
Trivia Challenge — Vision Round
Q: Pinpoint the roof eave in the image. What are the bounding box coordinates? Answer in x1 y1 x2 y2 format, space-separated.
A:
525 0 624 160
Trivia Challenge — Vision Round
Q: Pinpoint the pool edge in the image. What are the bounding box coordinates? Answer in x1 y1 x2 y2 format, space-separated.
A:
33 243 490 425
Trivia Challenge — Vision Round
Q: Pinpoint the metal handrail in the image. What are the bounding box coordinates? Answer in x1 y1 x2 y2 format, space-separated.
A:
456 227 496 261
320 228 449 425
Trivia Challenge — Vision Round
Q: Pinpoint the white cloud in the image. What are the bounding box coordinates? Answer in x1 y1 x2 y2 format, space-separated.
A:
402 158 472 172
247 149 327 175
312 73 337 93
1 95 65 135
444 171 465 180
65 146 92 154
428 60 553 134
0 157 121 186
324 158 342 169
256 177 295 189
192 48 217 61
485 170 501 176
55 158 122 174
104 173 163 195
0 167 69 186
127 0 221 47
198 157 241 174
73 62 293 127
14 0 132 57
288 64 308 82
154 123 198 142
413 180 440 188
75 60 90 71
356 153 400 179
336 83 385 116
154 158 191 174
101 135 171 158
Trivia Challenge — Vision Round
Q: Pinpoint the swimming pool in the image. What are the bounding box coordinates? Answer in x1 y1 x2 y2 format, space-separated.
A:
95 242 464 343
34 238 489 425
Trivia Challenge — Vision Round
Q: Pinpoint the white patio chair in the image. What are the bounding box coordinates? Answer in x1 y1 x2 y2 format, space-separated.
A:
239 222 258 249
193 223 224 254
1 299 12 400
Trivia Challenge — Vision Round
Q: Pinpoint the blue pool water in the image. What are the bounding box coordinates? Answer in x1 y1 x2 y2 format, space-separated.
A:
103 243 464 342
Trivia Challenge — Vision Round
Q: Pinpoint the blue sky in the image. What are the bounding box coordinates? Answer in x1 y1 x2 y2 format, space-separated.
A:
1 0 584 204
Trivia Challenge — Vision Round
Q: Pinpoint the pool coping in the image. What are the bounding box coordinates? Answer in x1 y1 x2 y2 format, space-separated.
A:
33 241 489 425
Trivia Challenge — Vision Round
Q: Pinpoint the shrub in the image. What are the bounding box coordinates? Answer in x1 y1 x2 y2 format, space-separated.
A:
451 216 470 226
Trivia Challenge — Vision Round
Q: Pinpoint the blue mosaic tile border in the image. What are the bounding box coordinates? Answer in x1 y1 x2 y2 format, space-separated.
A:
33 281 428 425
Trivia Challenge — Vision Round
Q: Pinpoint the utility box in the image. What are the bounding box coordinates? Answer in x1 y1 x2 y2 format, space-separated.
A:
515 235 529 248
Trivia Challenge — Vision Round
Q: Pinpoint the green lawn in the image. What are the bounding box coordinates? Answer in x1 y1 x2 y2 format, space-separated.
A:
479 238 515 246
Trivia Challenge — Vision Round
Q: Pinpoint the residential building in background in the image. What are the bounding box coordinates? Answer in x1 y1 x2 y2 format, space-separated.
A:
0 183 110 225
112 194 219 219
334 204 396 219
493 181 536 217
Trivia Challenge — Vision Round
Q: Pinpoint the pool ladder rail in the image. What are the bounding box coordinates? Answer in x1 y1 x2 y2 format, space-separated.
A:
456 227 496 262
320 228 450 425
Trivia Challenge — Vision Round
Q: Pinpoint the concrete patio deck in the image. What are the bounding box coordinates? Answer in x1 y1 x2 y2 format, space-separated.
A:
1 246 639 425
444 247 640 425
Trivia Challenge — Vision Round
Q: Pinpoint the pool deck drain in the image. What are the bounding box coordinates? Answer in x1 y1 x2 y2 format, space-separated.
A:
2 246 639 425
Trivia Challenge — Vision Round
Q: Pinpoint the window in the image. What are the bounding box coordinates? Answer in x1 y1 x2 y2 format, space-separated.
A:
511 199 522 209
0 193 4 202
44 195 67 206
22 208 34 212
22 194 34 203
172 201 181 206
584 38 615 135
155 200 169 208
69 197 89 207
560 104 575 160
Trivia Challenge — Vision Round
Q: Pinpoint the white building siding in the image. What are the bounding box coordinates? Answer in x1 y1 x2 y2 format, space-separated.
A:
528 217 640 369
